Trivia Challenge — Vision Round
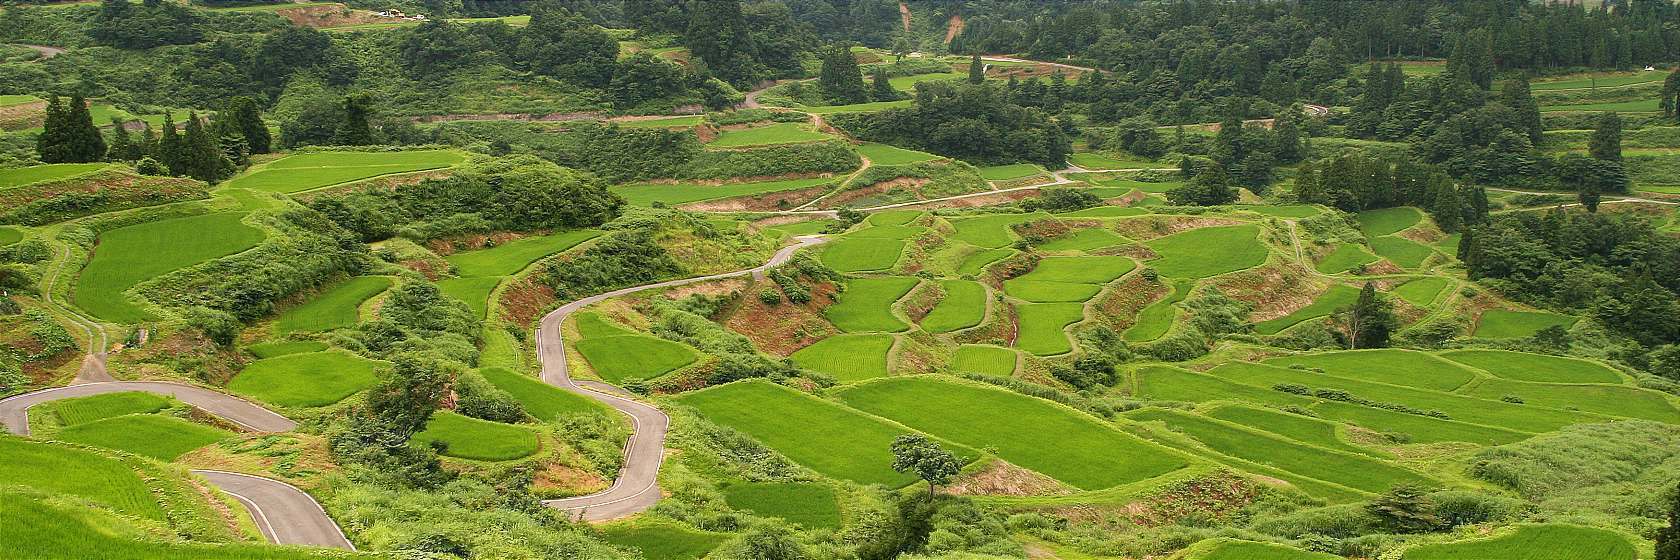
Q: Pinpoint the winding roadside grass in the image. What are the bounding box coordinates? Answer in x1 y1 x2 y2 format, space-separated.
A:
1439 350 1623 384
950 344 1017 376
920 280 987 333
274 276 391 333
445 230 602 277
0 438 165 520
575 335 699 382
838 377 1188 490
1124 279 1192 342
228 350 382 408
42 392 170 426
1253 284 1360 335
1015 303 1085 356
54 414 231 461
819 237 906 272
1315 243 1381 274
1145 225 1267 278
1474 310 1578 339
75 212 266 323
720 482 842 530
601 521 731 560
575 311 635 338
789 334 894 383
479 367 605 421
611 178 833 206
0 163 108 189
1262 349 1478 392
411 411 539 461
1400 524 1635 560
1392 277 1450 306
1356 207 1422 236
825 276 918 332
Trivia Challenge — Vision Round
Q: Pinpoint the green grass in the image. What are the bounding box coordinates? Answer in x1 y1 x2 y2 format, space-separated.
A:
1017 256 1135 284
1036 228 1128 251
920 280 987 333
838 377 1187 490
1315 243 1381 273
0 163 107 189
1371 236 1436 268
1401 524 1634 560
720 482 842 529
479 367 604 421
1068 152 1155 170
1463 378 1679 422
848 224 928 239
411 411 539 461
227 351 381 408
1123 279 1192 342
265 150 463 169
437 276 502 319
0 227 20 246
446 230 602 277
789 334 894 383
43 392 169 426
1253 284 1360 335
948 213 1044 248
1540 98 1661 113
574 311 635 338
1439 350 1623 384
273 276 390 333
1392 277 1449 306
1058 206 1148 218
601 522 731 560
1092 178 1183 193
1003 279 1103 303
708 123 830 147
866 209 923 226
766 219 834 236
956 247 1014 276
0 438 164 520
819 237 906 272
1356 207 1423 236
1240 205 1322 218
977 164 1044 181
1205 404 1385 458
610 178 832 206
246 340 327 359
857 143 940 165
1262 349 1478 392
801 100 914 114
54 414 231 461
575 335 699 382
75 212 265 323
950 345 1017 376
1015 303 1085 356
825 276 917 332
1475 310 1578 339
617 115 703 128
0 94 40 106
1531 72 1665 90
3 491 345 560
225 163 451 193
1186 539 1339 560
677 380 954 486
1145 225 1267 278
887 72 967 91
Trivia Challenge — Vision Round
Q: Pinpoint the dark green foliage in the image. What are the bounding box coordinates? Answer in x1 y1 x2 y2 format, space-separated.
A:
1273 108 1304 164
1021 188 1100 213
105 118 135 162
1659 484 1679 560
890 434 961 498
179 112 228 182
183 306 240 346
218 96 271 155
685 0 762 87
37 95 105 164
1111 117 1165 159
88 0 202 49
1166 164 1237 206
871 70 898 102
967 54 984 84
1333 283 1396 349
817 44 867 105
142 208 365 322
542 230 682 301
610 52 689 109
1555 154 1626 212
1049 354 1116 390
453 370 525 423
1293 151 1475 232
826 81 1069 168
158 114 184 175
1497 77 1543 144
1366 484 1441 534
337 93 376 147
1590 112 1623 162
1446 28 1496 90
331 353 457 488
518 2 617 87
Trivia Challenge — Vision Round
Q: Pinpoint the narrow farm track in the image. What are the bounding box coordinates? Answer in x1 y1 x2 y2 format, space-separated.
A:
17 44 66 59
535 236 829 521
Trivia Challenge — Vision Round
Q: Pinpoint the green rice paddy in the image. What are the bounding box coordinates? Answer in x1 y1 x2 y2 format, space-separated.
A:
955 247 1014 276
977 164 1044 181
445 230 602 277
949 344 1017 376
1315 243 1381 273
1204 404 1385 458
1145 225 1267 278
600 521 731 560
0 163 108 189
1253 284 1360 335
54 414 231 461
479 367 605 420
948 213 1043 248
856 143 939 165
617 115 703 128
789 334 894 383
227 350 382 408
0 227 20 246
75 212 266 323
1474 310 1578 339
273 276 391 333
246 340 327 359
411 411 539 461
224 150 464 193
825 276 917 332
1401 524 1633 560
1356 207 1422 236
1463 379 1679 422
1370 236 1436 268
1069 152 1157 170
708 123 830 147
43 392 169 426
610 178 832 206
1241 205 1322 218
1392 277 1450 306
920 280 987 333
0 438 164 520
1185 539 1339 560
575 335 698 382
1531 72 1665 90
437 276 502 318
819 237 906 272
1015 303 1085 356
1439 350 1623 384
1262 349 1478 392
1123 279 1192 342
1017 256 1135 284
1539 98 1661 113
3 491 342 560
1036 228 1128 252
720 482 842 529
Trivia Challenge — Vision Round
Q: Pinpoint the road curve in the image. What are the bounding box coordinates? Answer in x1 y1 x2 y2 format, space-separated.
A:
192 470 356 550
536 236 829 521
0 381 296 436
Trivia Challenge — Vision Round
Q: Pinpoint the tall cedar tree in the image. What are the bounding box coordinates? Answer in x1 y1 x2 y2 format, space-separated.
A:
1273 106 1304 163
158 114 184 175
1665 69 1680 122
338 93 375 146
1448 28 1496 89
225 96 272 155
871 70 897 102
968 54 985 84
1497 77 1544 144
38 94 106 163
106 117 135 161
685 0 758 86
1590 112 1623 162
35 96 69 163
817 44 868 105
1339 283 1396 349
180 112 224 183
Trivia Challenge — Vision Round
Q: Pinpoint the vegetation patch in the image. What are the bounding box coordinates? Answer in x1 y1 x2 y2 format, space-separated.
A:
857 143 940 165
950 344 1017 376
600 521 731 560
977 164 1043 181
575 335 699 383
1392 277 1450 306
1204 404 1385 458
920 280 987 333
1036 228 1128 252
43 392 170 426
1439 350 1622 384
1474 310 1578 339
1016 255 1136 284
1263 349 1478 392
789 334 894 383
224 150 464 193
1124 279 1192 342
1315 243 1381 273
1145 225 1267 278
3 492 340 560
1184 539 1338 560
1463 378 1679 422
274 276 391 333
824 276 917 332
956 247 1014 276
1058 206 1147 218
720 482 842 530
948 213 1044 248
437 276 502 319
819 237 906 272
55 414 231 461
1370 235 1436 268
1015 303 1085 356
411 411 540 461
0 227 19 246
1356 207 1423 236
74 212 265 323
0 438 164 520
227 350 381 408
445 229 602 277
708 123 830 147
1003 280 1103 303
1253 284 1360 335
0 163 108 189
1400 524 1633 560
246 340 328 359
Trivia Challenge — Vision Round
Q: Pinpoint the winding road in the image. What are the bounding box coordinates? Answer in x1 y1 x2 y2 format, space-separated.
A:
0 381 296 436
536 235 829 521
192 470 356 551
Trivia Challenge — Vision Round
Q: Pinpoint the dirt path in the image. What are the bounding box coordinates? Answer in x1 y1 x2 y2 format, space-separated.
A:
16 44 66 60
192 470 356 550
535 236 829 521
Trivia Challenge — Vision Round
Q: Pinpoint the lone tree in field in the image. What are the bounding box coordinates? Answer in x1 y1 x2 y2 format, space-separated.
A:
890 434 959 498
1658 483 1679 560
817 44 867 105
38 94 106 163
1334 283 1396 349
1590 111 1622 162
968 54 985 84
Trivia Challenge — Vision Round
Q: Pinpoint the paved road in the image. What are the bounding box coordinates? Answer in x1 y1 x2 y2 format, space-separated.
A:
536 236 829 521
193 470 356 550
0 381 296 436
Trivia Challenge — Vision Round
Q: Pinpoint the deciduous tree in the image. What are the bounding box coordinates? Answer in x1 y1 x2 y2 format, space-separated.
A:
890 434 960 498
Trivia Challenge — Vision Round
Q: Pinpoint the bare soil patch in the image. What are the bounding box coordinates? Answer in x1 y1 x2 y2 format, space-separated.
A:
946 459 1073 497
1092 275 1167 332
1212 264 1320 322
1112 215 1245 241
725 281 839 356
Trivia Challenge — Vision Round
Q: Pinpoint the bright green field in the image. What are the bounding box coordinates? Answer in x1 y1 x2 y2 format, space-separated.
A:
709 123 830 147
820 236 907 272
1145 225 1267 278
677 380 952 486
920 280 987 333
225 162 456 193
246 340 327 359
801 100 914 114
75 212 265 323
479 367 604 421
950 344 1017 376
720 482 842 529
446 230 602 277
0 163 107 189
948 213 1043 248
1263 349 1477 392
1036 228 1128 251
1186 539 1339 560
1371 236 1436 268
265 150 464 169
839 377 1187 490
0 438 164 520
601 522 730 560
790 334 894 383
1539 98 1661 113
886 72 966 91
1003 279 1103 302
617 115 703 128
43 392 169 426
1463 378 1679 422
1440 350 1623 384
437 276 502 318
1356 207 1422 236
1059 206 1148 218
0 94 40 106
227 351 381 408
4 492 343 560
1124 279 1192 342
866 209 923 226
1069 152 1155 170
1205 404 1386 458
1131 408 1431 494
1253 284 1360 335
0 227 20 246
848 224 928 240
274 276 391 333
1015 303 1085 355
826 276 917 332
1393 277 1450 306
1315 243 1381 273
575 311 634 338
956 247 1014 276
1241 205 1322 218
1401 524 1634 560
1018 256 1135 284
576 335 698 382
1531 72 1665 90
611 178 832 206
411 411 539 461
766 219 835 236
978 164 1044 181
54 414 231 461
1474 310 1578 339
857 143 939 165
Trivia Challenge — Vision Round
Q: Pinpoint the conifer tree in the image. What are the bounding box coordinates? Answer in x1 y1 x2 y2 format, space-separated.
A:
106 117 134 161
1657 484 1679 560
968 54 984 84
137 123 159 161
1498 76 1544 144
158 113 184 175
215 96 271 155
1337 283 1396 349
337 93 375 146
181 112 224 182
870 70 896 102
63 94 107 163
1272 106 1304 163
816 44 867 105
35 95 69 163
1590 111 1622 162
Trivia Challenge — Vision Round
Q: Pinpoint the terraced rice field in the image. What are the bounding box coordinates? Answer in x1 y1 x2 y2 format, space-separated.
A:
0 438 165 520
75 212 266 323
1241 205 1322 218
601 522 730 560
1253 284 1360 335
955 247 1014 276
1015 303 1085 355
708 123 830 147
445 230 602 277
1185 539 1339 560
838 377 1188 490
1530 72 1666 90
1370 236 1436 268
1357 207 1422 236
4 491 343 560
274 276 391 333
1400 524 1634 560
223 149 464 193
1124 279 1192 342
479 367 605 420
411 411 539 461
819 237 906 272
611 178 833 206
920 280 987 333
42 392 169 426
1003 279 1103 302
949 344 1017 376
0 227 20 246
1036 228 1127 251
227 350 382 407
575 334 698 382
245 340 327 359
977 164 1043 181
1068 152 1157 170
1204 404 1386 458
856 143 939 165
1145 225 1267 278
1439 350 1623 384
1474 310 1578 339
720 482 841 529
1017 256 1135 284
1539 98 1661 113
437 276 502 318
825 276 917 332
616 115 703 128
1315 243 1381 273
1262 349 1478 392
0 163 107 189
54 414 231 461
1463 379 1679 422
1059 206 1147 218
789 334 894 383
1392 277 1449 306
948 213 1044 248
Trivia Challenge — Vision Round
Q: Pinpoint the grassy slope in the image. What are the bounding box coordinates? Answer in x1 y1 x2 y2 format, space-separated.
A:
789 334 895 383
54 414 231 461
920 280 987 333
1145 225 1267 278
274 276 391 333
479 367 606 420
411 411 539 461
0 438 164 520
227 351 381 408
445 230 602 277
824 276 918 332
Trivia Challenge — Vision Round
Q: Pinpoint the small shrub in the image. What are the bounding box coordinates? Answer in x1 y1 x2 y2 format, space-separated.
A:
1500 394 1525 404
757 288 782 305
